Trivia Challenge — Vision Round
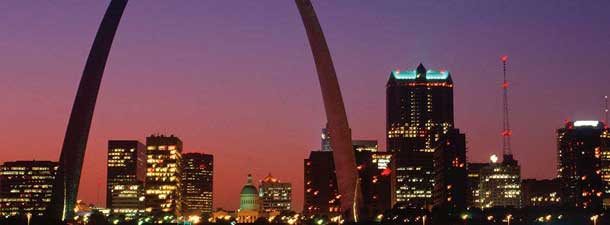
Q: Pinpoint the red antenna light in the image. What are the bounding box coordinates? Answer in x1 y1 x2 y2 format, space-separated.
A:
501 55 508 62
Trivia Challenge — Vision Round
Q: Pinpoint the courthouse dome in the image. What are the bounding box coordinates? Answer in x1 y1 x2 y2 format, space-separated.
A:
240 174 258 195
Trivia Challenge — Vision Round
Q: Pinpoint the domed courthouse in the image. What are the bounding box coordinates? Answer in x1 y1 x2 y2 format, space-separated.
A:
237 174 261 223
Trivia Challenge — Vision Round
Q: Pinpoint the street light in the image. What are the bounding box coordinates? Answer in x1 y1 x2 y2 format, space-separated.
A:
26 213 32 225
591 215 599 225
506 214 512 225
461 214 469 225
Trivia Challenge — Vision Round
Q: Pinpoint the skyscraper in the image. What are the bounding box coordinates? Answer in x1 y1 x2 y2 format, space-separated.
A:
259 174 292 213
145 135 183 220
0 161 58 216
557 120 610 209
107 140 146 217
304 151 340 217
433 129 467 211
386 64 454 207
356 151 395 218
478 155 521 209
304 141 394 219
182 153 214 216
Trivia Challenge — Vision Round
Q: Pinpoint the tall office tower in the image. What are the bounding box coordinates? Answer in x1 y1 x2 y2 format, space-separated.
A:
304 150 394 218
521 179 561 207
557 120 610 209
259 174 292 213
0 161 58 216
145 135 183 220
107 140 146 217
433 129 467 211
352 140 378 152
466 163 488 207
304 151 340 216
182 153 214 217
387 64 454 207
356 151 395 218
478 155 521 208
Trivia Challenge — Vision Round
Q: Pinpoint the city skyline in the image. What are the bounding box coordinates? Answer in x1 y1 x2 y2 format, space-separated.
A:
2 0 610 212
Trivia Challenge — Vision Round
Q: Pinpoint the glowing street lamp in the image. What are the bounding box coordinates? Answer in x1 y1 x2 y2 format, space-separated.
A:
591 215 599 225
461 214 469 225
506 214 512 225
26 213 32 225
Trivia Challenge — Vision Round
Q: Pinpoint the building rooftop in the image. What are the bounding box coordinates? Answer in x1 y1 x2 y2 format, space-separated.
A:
391 63 451 81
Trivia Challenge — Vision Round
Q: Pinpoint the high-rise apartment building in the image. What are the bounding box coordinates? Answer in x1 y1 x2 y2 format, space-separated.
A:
387 64 454 207
145 135 183 219
557 120 610 209
182 153 214 216
107 140 146 217
0 160 58 216
259 174 292 213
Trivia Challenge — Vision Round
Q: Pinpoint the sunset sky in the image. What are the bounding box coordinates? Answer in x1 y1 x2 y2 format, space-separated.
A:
1 1 609 211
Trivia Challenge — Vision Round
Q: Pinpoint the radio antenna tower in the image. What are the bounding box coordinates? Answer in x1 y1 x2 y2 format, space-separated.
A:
604 95 608 126
501 55 514 161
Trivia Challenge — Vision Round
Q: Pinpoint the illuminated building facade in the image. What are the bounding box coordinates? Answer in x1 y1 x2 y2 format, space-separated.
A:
182 153 213 216
466 163 488 207
557 120 610 209
0 160 58 216
145 135 183 219
304 149 394 218
387 63 454 207
521 179 560 207
259 174 292 213
106 140 145 217
478 155 521 208
237 174 261 223
352 140 378 152
433 129 467 211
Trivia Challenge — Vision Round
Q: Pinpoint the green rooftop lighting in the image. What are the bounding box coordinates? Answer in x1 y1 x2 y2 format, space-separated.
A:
392 69 449 80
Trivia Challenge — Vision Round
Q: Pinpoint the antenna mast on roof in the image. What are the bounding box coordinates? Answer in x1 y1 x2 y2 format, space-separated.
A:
604 95 608 126
501 55 513 159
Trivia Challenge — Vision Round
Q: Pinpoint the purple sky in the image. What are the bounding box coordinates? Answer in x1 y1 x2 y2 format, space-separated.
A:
1 1 609 211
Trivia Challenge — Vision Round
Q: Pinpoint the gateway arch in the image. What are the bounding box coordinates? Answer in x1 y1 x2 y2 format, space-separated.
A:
49 0 362 221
